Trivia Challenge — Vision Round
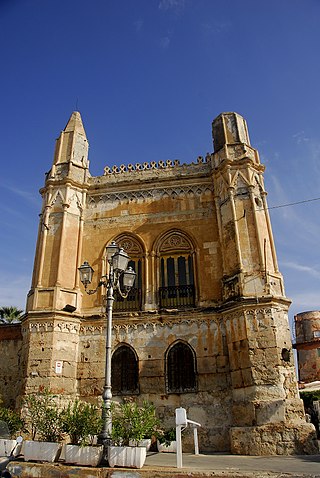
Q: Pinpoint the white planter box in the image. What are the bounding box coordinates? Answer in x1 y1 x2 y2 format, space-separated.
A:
108 445 147 468
157 440 177 452
129 438 151 450
64 444 103 466
23 440 62 462
0 439 22 457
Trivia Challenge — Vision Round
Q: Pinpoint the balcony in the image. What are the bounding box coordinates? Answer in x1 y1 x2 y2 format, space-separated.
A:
113 285 195 312
159 285 195 309
113 288 142 312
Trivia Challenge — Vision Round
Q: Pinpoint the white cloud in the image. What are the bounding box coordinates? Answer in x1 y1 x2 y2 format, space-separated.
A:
267 173 290 206
282 261 320 278
266 136 320 249
0 181 39 207
158 0 186 11
290 291 320 311
134 19 143 32
159 36 171 48
292 131 310 145
202 21 231 35
0 275 31 310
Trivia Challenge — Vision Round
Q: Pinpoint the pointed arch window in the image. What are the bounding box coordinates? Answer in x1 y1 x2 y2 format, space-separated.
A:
158 231 195 308
111 344 139 395
112 235 144 312
166 341 197 393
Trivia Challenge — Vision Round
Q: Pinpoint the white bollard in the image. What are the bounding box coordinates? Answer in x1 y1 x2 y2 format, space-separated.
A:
176 424 183 468
193 426 199 455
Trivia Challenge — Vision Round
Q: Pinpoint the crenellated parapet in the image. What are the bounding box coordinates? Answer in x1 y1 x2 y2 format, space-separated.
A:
103 154 212 176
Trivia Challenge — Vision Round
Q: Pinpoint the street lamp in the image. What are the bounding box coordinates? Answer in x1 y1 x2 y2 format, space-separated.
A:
78 241 136 445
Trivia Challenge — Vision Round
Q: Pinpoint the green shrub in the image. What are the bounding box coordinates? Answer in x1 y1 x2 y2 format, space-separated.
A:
23 388 63 442
300 390 320 408
61 400 103 446
0 407 24 436
157 427 176 446
111 400 160 446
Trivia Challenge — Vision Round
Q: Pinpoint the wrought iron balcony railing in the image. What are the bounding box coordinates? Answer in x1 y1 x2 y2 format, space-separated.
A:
113 288 142 312
159 285 195 309
113 285 195 312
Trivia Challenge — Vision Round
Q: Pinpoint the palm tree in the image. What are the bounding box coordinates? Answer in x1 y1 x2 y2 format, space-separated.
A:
0 306 23 323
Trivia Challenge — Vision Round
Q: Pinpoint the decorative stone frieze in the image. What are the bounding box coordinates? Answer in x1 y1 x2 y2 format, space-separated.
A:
87 183 213 207
26 321 80 334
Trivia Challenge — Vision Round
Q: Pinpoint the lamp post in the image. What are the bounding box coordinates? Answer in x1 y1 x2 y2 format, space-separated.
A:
78 241 136 444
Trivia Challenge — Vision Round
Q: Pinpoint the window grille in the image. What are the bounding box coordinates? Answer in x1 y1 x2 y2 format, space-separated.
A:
111 345 139 394
166 341 197 393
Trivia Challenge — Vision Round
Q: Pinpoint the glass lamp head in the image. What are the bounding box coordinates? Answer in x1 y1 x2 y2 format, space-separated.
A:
123 266 136 289
106 241 119 263
78 261 94 287
112 248 129 272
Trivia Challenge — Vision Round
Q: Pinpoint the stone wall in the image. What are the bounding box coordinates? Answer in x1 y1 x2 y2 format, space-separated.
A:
0 323 23 408
294 311 320 383
78 312 232 452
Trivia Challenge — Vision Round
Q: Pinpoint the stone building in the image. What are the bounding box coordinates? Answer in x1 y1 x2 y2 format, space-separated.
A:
1 111 317 454
294 310 320 383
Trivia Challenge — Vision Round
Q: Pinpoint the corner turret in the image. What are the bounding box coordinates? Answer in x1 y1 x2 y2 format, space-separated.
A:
212 112 250 152
47 111 89 185
27 111 89 315
53 111 89 166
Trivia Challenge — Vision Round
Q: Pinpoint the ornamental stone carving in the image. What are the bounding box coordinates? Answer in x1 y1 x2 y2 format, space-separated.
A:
87 183 213 207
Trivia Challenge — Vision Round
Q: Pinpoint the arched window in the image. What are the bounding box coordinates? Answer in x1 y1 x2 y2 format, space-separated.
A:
158 231 195 308
166 341 197 393
111 344 139 395
112 235 144 312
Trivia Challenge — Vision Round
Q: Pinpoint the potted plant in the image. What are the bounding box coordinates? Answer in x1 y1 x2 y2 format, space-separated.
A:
109 400 160 468
23 388 63 462
157 427 177 452
60 399 104 466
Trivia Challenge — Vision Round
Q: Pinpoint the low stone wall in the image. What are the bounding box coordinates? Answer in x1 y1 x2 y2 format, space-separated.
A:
0 323 23 408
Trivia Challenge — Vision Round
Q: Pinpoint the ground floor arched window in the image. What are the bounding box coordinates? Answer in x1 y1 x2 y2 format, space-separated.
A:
166 341 197 393
111 344 139 394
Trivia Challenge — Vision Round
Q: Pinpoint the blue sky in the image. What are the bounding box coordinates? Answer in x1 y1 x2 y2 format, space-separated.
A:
1 0 319 331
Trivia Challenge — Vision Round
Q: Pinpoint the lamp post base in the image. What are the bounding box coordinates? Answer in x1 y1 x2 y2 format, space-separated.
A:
97 433 112 447
97 434 112 466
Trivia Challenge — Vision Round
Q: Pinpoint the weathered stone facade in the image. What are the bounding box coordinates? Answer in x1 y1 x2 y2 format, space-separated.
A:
0 324 23 408
2 111 317 454
294 310 320 383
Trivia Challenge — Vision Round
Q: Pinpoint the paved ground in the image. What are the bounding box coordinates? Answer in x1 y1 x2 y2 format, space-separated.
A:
145 451 320 476
7 452 320 478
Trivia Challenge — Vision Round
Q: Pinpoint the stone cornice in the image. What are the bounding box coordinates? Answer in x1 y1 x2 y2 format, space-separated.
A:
22 301 289 335
80 314 220 335
87 182 214 207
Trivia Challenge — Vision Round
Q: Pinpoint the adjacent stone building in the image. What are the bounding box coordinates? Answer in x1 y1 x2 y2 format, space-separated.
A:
1 111 317 454
294 310 320 383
